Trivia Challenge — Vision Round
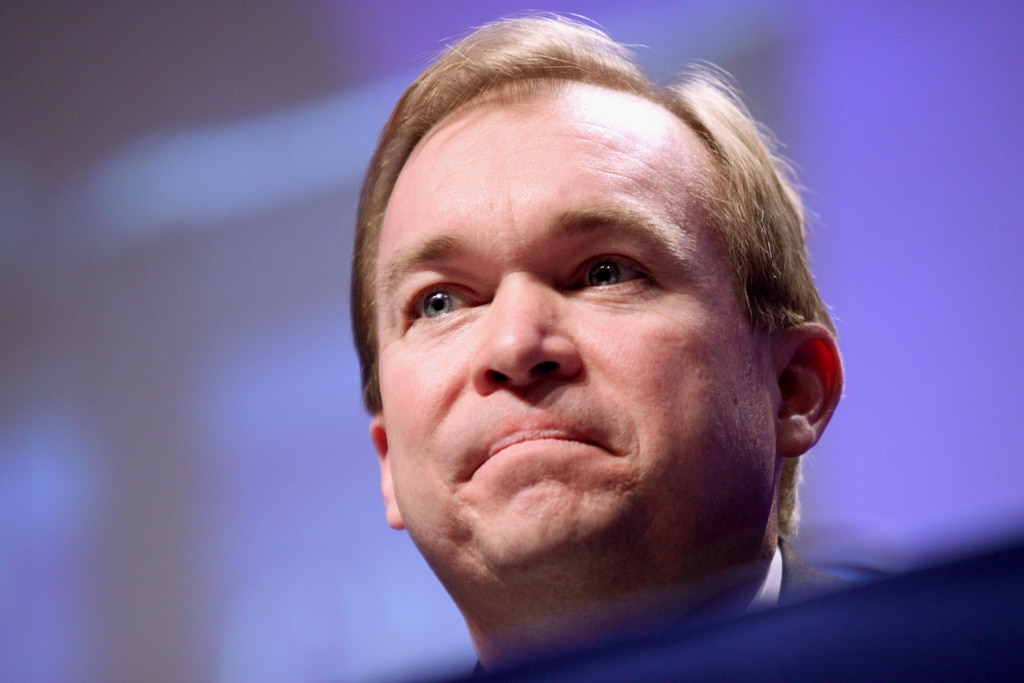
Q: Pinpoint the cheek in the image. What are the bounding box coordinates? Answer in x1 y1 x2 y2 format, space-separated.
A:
379 338 465 425
376 337 475 500
605 311 773 446
598 315 717 395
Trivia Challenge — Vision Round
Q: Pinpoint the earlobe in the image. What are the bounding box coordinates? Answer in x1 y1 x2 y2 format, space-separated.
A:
773 324 843 459
370 415 406 530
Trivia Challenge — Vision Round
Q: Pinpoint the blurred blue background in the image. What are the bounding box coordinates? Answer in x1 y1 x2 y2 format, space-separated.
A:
2 1 1022 681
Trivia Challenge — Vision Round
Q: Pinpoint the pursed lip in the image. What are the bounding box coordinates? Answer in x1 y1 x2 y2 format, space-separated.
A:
460 419 617 482
486 429 600 461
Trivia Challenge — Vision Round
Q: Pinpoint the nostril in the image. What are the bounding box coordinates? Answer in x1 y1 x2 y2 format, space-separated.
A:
487 369 510 383
532 360 559 375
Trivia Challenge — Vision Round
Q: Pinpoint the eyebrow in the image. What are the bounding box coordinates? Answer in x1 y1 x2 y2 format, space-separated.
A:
551 206 693 264
379 205 694 301
380 233 470 304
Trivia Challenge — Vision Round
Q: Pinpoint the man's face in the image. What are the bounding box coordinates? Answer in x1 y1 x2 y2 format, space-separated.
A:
371 84 783 605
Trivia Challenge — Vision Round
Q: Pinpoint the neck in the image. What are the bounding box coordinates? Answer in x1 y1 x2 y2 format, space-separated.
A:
467 553 775 669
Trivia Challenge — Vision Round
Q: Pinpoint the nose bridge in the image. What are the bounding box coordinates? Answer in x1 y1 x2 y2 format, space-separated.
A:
487 273 555 353
472 273 579 389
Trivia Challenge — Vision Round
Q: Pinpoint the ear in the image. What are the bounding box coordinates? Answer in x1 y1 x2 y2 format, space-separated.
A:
369 414 406 530
772 324 843 459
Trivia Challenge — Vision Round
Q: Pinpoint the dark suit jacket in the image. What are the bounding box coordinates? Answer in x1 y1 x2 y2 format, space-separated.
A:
454 537 1024 682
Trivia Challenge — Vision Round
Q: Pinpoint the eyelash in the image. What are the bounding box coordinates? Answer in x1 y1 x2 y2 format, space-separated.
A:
405 286 466 322
405 256 650 321
576 256 648 289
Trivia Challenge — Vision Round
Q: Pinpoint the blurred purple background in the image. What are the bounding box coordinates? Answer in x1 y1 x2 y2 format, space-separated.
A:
2 2 1022 681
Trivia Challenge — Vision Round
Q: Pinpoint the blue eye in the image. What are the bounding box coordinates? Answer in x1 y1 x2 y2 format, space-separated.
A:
421 291 455 318
584 259 646 288
587 261 624 286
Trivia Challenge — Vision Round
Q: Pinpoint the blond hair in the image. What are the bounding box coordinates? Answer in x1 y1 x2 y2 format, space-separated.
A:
351 15 834 536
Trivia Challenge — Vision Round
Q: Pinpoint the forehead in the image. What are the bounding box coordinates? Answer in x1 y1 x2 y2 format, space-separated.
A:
414 82 694 165
379 83 715 266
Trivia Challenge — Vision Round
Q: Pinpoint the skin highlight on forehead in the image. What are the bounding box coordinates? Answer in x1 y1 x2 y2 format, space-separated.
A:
376 84 718 331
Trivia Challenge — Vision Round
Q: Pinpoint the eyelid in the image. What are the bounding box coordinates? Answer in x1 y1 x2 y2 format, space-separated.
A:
398 253 651 323
577 255 650 287
406 283 469 321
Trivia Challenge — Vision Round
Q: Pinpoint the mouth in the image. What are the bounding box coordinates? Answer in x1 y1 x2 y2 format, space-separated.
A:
487 429 600 461
459 421 616 483
455 404 628 484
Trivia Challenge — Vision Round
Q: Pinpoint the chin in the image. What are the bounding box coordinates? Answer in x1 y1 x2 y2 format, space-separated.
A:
474 483 647 577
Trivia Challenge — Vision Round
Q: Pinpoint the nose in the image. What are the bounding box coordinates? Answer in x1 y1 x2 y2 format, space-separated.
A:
471 275 582 394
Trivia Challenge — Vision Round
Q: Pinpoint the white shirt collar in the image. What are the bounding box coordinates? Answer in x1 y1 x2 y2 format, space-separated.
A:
748 546 783 612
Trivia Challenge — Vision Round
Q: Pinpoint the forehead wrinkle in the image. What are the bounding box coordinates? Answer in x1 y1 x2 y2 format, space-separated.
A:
380 233 468 303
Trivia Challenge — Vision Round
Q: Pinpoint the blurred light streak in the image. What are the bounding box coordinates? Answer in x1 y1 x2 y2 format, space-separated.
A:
87 74 409 241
